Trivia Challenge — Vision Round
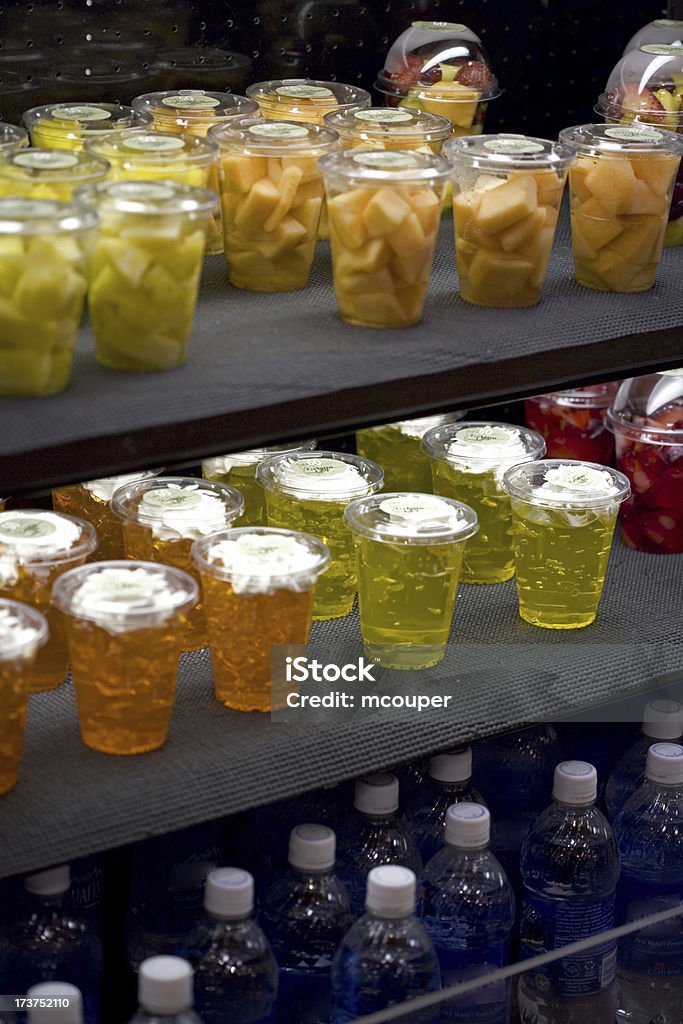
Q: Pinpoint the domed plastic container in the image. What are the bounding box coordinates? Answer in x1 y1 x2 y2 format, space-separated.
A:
606 370 683 553
0 148 110 201
0 122 28 156
323 106 452 154
375 20 499 137
149 47 253 95
22 103 152 152
623 19 683 54
595 45 683 245
524 382 620 465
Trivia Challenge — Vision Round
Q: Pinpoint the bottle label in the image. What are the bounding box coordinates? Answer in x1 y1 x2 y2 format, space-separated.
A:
248 122 308 139
162 92 221 109
433 946 509 1023
14 150 79 170
52 104 112 122
352 151 420 169
276 85 334 99
520 890 617 996
123 134 186 152
354 109 414 124
641 43 683 54
618 879 683 976
604 125 664 143
412 21 467 32
483 139 544 155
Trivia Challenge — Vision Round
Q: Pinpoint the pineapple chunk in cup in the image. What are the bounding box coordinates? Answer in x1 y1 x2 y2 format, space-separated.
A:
246 79 370 124
0 148 110 201
559 123 682 292
319 148 450 327
75 180 217 372
0 197 96 397
22 102 151 152
446 133 575 308
209 118 339 291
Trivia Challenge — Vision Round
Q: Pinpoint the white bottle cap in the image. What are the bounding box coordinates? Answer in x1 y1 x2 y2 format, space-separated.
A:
444 802 490 848
429 747 472 783
354 772 399 815
138 956 194 1015
204 867 254 919
25 864 70 896
365 865 416 918
288 823 336 871
552 761 598 805
642 699 683 740
27 984 82 1024
645 742 683 786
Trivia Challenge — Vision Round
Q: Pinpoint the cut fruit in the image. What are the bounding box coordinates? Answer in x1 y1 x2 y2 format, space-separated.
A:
608 215 664 263
584 158 636 216
234 178 281 232
624 179 666 216
221 155 268 193
571 209 624 252
529 170 565 206
476 175 537 235
335 238 389 277
468 249 535 299
362 189 411 237
98 238 152 286
291 197 323 237
263 166 304 231
253 216 307 259
499 207 546 252
630 156 678 197
387 211 425 255
570 159 598 203
329 206 366 250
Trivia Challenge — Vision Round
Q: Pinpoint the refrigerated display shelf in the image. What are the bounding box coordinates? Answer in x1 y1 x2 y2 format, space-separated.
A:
2 209 682 493
0 541 679 878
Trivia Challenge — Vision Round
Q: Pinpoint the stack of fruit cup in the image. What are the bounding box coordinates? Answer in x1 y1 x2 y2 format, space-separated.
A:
0 122 28 156
0 196 97 397
422 421 546 584
323 106 452 156
258 451 384 620
52 561 198 754
75 180 218 372
246 79 371 124
524 383 620 465
595 45 683 245
606 370 683 553
559 123 682 292
356 412 466 492
0 599 48 794
192 527 330 712
446 133 575 307
0 149 110 201
209 118 339 291
22 102 152 151
319 148 450 328
0 509 97 692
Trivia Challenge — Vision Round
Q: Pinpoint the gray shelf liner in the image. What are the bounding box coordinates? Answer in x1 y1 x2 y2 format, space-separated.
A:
0 541 679 878
1 206 682 458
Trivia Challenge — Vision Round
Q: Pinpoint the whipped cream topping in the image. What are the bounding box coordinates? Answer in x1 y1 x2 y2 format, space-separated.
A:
206 533 325 594
66 566 191 633
275 457 368 499
0 606 45 661
84 471 155 503
0 512 82 586
138 483 234 541
537 464 620 502
395 415 453 439
448 425 528 460
379 495 463 530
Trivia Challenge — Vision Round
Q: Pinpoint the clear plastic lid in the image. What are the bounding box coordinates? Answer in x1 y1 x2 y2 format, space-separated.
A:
202 439 316 473
246 79 371 115
85 129 218 167
112 477 244 529
423 422 546 467
258 451 384 501
0 122 28 154
503 459 631 509
527 381 621 409
208 117 339 156
445 133 576 172
0 510 97 563
22 103 152 135
323 106 452 145
344 492 478 545
559 122 683 157
596 46 683 126
0 598 49 663
318 147 451 188
376 20 496 100
150 46 252 86
191 527 330 593
606 369 683 444
74 179 218 218
0 196 98 235
624 20 683 54
132 89 258 125
0 147 110 185
366 411 467 438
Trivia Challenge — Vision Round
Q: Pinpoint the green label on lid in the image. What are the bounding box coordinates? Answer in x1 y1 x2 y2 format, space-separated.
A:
641 43 683 54
123 135 186 152
276 85 334 99
604 125 664 142
290 459 348 478
354 109 414 124
107 181 176 200
52 105 111 122
411 21 467 32
0 198 57 217
484 138 544 155
248 122 308 139
456 426 520 446
379 495 451 522
162 92 221 109
142 488 203 511
352 151 420 169
14 150 79 170
0 517 56 539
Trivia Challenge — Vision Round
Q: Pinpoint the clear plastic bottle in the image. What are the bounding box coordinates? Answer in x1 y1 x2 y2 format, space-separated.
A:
0 866 102 1024
517 761 620 1024
178 868 278 1024
613 742 683 1024
332 864 441 1024
262 824 353 1024
336 773 423 915
409 748 487 863
605 699 683 821
419 804 515 1023
129 956 203 1024
27 982 82 1024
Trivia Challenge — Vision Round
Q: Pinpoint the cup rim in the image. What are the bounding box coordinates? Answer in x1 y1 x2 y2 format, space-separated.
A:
191 526 330 584
0 598 49 661
502 458 631 508
344 491 479 545
605 408 683 444
422 421 547 465
257 450 384 500
51 558 199 623
110 476 244 526
0 509 98 566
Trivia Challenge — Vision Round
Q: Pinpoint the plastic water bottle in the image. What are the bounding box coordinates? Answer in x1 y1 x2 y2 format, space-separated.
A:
331 865 441 1024
605 699 683 821
418 803 515 1023
409 748 487 864
263 824 353 1024
178 868 277 1024
613 742 683 1024
253 785 343 889
517 761 620 1024
0 865 102 1024
27 983 82 1024
129 956 202 1024
336 773 422 915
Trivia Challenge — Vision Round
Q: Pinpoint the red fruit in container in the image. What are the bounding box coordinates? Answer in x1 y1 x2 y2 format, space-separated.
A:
524 382 620 466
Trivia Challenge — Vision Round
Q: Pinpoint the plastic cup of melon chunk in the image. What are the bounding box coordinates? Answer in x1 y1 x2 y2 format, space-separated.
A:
559 123 683 292
444 133 575 308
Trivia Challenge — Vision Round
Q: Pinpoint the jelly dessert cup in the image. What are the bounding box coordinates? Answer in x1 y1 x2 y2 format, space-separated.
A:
356 412 466 492
0 599 48 793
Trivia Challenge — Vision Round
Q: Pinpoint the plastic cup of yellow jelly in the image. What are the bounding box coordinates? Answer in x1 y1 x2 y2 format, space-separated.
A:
209 118 339 291
52 561 198 754
75 179 217 372
344 492 478 670
201 441 317 526
503 460 631 629
246 80 371 124
258 451 384 620
0 197 97 397
192 527 330 712
22 102 152 151
0 599 48 793
0 510 97 692
423 422 546 584
319 148 450 327
323 106 452 154
445 133 575 308
0 148 110 201
558 123 682 292
356 412 467 492
111 477 244 652
0 122 29 156
52 469 163 560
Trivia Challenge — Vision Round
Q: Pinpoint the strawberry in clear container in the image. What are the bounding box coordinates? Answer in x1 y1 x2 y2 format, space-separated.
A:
606 370 683 552
524 382 620 466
